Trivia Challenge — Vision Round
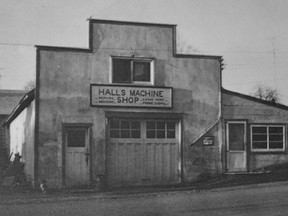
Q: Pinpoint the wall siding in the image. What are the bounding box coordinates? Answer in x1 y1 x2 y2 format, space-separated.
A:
9 100 35 182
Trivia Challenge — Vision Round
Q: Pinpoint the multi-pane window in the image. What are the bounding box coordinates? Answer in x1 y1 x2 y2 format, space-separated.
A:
110 120 141 138
251 125 285 151
146 121 176 139
109 120 177 139
112 58 152 84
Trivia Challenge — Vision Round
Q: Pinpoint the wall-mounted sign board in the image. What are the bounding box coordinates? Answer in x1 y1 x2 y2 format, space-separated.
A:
90 84 173 108
203 136 214 146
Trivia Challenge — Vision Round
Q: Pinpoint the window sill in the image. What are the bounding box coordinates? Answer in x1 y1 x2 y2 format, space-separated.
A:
110 83 154 86
250 150 286 155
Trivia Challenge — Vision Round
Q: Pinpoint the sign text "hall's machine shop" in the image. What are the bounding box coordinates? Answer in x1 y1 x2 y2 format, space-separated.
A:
91 85 173 108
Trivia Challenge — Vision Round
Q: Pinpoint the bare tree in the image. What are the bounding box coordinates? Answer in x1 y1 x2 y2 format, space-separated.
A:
176 33 199 54
250 84 281 103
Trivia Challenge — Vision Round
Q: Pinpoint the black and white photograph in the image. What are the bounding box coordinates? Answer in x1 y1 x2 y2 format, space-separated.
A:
1 0 288 215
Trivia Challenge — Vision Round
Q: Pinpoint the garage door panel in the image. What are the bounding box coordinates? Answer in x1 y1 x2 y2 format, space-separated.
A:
107 141 143 185
118 143 127 182
126 143 135 182
146 143 155 182
164 143 171 180
126 143 142 183
169 143 178 181
107 119 180 186
134 143 142 183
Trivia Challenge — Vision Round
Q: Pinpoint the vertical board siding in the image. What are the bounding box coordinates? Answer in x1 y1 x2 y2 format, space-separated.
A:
107 140 179 186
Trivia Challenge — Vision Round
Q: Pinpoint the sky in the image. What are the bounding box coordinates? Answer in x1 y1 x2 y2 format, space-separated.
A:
1 0 288 103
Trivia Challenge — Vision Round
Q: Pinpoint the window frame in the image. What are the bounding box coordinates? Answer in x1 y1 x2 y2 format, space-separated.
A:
109 119 141 139
250 124 286 152
110 56 154 85
146 120 177 139
108 119 179 140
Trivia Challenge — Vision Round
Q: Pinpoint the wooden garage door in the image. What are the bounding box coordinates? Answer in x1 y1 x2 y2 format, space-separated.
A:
107 119 180 187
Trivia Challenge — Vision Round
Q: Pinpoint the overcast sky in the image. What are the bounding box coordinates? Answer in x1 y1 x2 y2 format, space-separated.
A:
1 0 288 104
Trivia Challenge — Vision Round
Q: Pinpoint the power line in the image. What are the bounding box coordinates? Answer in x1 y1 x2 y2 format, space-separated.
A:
88 0 125 19
0 42 35 47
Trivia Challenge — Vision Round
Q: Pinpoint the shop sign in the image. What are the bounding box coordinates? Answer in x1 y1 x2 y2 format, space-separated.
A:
90 84 172 108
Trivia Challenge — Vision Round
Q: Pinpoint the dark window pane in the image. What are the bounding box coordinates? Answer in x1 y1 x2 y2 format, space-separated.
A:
131 121 140 129
157 121 165 130
133 61 150 82
121 130 130 138
113 59 131 83
252 134 267 142
269 127 283 134
67 129 86 147
252 142 267 149
252 127 267 133
167 131 175 138
157 130 165 138
110 120 120 129
131 130 141 138
147 130 155 138
121 121 130 129
146 121 155 130
269 135 283 142
110 130 120 138
269 142 283 149
229 124 245 151
167 122 175 130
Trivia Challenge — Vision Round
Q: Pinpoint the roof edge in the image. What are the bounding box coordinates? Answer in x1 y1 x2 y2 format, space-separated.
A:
89 19 177 28
221 88 288 111
174 53 222 60
36 19 222 60
2 89 35 127
35 45 91 53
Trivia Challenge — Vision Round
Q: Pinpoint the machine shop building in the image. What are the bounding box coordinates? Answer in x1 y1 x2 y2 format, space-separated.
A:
3 20 288 189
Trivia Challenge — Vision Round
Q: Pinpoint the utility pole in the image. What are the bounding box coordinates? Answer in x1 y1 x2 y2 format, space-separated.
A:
267 36 278 88
0 69 2 89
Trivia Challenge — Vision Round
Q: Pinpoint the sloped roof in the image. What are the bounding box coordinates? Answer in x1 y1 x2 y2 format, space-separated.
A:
0 89 27 114
222 88 288 111
2 89 35 126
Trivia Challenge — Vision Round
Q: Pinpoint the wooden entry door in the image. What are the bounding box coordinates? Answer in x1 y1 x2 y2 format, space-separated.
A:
106 119 180 187
226 121 247 172
64 126 90 187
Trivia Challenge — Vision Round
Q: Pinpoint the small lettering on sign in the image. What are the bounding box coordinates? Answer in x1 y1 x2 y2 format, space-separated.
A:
203 137 213 146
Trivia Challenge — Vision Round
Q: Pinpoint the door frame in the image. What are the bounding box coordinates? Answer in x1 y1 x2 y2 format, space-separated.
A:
225 120 248 173
62 123 92 187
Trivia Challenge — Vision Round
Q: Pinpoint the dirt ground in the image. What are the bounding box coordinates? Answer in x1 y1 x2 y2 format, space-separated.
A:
1 165 288 202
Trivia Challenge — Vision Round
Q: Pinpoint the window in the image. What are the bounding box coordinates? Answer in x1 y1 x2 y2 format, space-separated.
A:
146 121 176 139
110 120 141 138
251 125 285 152
66 128 86 147
112 58 153 84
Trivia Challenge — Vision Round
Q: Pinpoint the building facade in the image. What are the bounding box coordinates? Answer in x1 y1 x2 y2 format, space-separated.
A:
4 20 288 189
